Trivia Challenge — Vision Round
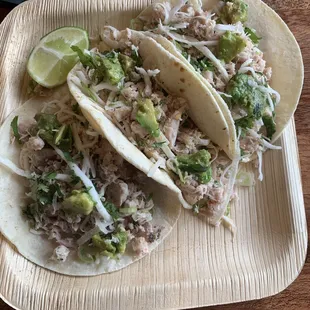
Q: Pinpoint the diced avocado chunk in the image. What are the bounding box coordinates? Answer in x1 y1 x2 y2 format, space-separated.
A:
176 149 212 184
197 167 212 184
177 149 211 173
226 74 277 139
92 234 116 254
136 99 160 137
77 244 98 263
92 230 128 257
63 190 95 215
72 46 124 85
114 231 127 254
220 0 248 24
119 53 135 74
218 31 246 63
35 113 60 143
226 73 267 120
101 52 125 85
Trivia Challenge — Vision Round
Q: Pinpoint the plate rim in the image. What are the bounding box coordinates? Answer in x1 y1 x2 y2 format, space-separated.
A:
0 0 308 309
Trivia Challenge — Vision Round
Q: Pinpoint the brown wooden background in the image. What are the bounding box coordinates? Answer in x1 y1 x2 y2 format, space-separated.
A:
0 0 309 309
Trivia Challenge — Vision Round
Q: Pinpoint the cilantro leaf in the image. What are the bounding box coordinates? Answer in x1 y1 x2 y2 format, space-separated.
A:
72 103 81 114
80 82 98 102
63 151 73 162
54 125 73 151
245 27 261 44
104 201 120 220
72 46 124 85
71 45 94 67
152 141 166 148
10 116 21 144
35 113 60 144
45 171 57 180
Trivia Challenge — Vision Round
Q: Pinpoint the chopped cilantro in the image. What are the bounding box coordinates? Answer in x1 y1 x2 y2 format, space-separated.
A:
245 27 261 44
152 141 166 148
104 201 120 220
10 116 21 144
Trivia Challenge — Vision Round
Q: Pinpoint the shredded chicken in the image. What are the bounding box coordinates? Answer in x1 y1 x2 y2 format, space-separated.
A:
101 26 133 50
25 136 45 151
131 236 149 256
112 106 132 122
17 117 37 142
51 245 70 262
186 18 217 41
177 179 209 205
72 18 239 224
130 121 148 139
163 110 183 147
105 181 129 207
121 83 139 102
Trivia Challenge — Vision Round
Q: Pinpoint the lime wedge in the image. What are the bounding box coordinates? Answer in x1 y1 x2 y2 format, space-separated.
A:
27 27 89 88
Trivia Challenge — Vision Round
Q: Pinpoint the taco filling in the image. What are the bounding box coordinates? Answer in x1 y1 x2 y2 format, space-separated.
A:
134 0 281 179
69 28 237 222
1 96 165 263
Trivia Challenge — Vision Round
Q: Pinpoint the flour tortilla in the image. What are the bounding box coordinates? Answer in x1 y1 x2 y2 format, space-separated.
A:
0 93 181 276
69 31 239 160
68 33 239 223
137 0 304 143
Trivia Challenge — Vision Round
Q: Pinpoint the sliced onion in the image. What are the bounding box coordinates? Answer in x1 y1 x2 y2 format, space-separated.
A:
147 157 165 177
77 226 101 246
215 24 239 32
257 85 281 105
53 146 113 224
178 193 193 209
240 59 253 68
217 91 232 98
29 229 45 235
172 22 190 29
0 156 31 178
196 45 229 81
247 128 281 150
257 150 263 181
166 0 187 24
91 82 118 92
158 23 219 47
238 66 257 77
95 217 115 234
76 70 91 85
135 67 153 96
221 215 237 235
261 139 282 150
156 131 176 159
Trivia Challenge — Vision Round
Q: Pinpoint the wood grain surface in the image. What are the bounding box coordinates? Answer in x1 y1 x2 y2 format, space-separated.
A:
0 0 309 309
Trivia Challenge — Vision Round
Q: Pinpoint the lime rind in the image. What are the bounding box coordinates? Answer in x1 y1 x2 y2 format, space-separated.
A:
27 26 89 88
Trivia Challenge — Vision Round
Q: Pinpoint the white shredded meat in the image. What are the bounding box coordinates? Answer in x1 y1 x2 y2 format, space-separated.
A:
131 236 149 256
5 97 164 264
51 245 70 262
105 181 129 207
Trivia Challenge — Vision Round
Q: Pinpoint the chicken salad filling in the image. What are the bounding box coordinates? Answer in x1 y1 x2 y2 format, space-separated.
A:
70 27 237 221
133 0 281 179
2 96 163 263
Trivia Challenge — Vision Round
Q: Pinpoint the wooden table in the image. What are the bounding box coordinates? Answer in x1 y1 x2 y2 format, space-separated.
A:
0 1 309 309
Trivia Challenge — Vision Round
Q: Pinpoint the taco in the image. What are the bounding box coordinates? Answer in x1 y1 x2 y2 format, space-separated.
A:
67 27 239 226
133 0 303 179
0 88 181 276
